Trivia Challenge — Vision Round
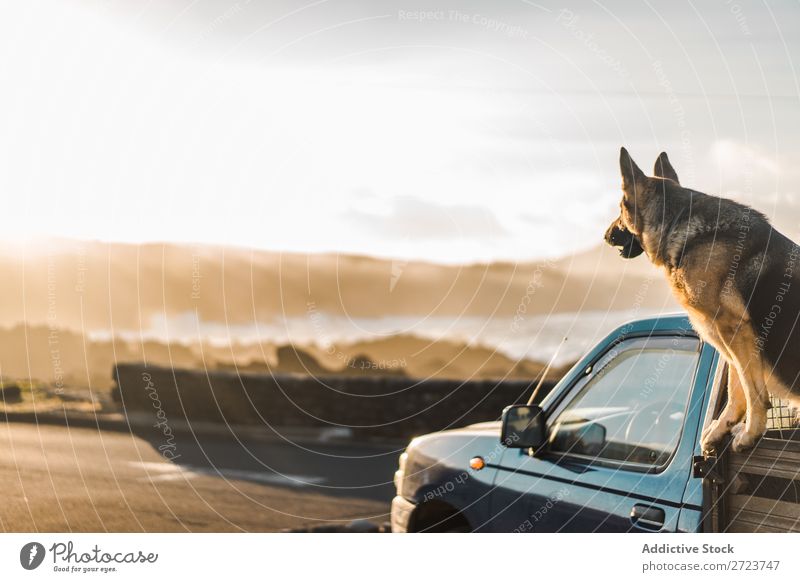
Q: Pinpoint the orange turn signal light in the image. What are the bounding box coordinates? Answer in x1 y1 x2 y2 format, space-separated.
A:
469 456 485 471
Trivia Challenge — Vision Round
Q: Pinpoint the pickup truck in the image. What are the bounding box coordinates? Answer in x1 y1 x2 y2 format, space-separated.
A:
391 314 800 533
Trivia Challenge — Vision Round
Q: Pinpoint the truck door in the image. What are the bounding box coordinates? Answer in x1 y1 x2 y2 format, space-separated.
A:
489 334 712 532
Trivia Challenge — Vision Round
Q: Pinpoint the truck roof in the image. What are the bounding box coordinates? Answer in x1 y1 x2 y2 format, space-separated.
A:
612 312 694 335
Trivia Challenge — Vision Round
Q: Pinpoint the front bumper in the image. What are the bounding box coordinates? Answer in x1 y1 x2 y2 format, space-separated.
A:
390 496 417 533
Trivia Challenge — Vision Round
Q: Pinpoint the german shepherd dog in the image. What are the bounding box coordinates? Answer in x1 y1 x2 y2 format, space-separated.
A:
605 148 800 452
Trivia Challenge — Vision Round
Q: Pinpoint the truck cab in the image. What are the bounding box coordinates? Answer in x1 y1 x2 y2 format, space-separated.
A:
391 314 800 533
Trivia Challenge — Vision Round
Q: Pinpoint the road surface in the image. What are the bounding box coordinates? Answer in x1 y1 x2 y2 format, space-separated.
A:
0 422 399 532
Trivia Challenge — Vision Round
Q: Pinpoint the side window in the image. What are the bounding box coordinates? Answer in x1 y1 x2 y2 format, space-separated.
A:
548 336 700 468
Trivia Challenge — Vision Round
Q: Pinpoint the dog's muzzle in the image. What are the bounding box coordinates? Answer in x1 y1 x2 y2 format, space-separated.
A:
604 221 644 259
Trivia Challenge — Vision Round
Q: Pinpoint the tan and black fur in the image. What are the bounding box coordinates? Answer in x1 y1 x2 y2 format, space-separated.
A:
605 147 800 452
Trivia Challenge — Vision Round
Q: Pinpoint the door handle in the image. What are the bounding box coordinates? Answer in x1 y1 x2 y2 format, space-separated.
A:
630 504 665 530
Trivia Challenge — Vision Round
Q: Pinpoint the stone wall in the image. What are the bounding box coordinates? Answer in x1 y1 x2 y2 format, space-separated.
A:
113 364 555 441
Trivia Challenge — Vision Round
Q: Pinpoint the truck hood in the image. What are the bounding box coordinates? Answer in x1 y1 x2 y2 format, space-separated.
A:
408 421 503 457
462 421 502 432
398 421 504 502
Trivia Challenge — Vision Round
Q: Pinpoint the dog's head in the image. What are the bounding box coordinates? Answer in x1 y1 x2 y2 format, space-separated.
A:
604 217 644 258
604 148 680 259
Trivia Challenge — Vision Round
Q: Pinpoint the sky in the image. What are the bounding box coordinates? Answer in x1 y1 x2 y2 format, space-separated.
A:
1 0 799 263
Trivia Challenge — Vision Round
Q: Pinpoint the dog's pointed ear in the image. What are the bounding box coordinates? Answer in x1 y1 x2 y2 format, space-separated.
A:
620 147 645 193
653 152 679 184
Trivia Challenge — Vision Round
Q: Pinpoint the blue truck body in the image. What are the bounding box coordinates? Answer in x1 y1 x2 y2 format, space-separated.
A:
391 314 760 533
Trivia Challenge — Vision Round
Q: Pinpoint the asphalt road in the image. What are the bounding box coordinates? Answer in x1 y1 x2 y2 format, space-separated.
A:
0 422 399 532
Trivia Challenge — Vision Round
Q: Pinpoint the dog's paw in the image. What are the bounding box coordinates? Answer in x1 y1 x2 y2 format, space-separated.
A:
701 419 719 440
700 437 718 455
730 422 759 452
700 420 725 454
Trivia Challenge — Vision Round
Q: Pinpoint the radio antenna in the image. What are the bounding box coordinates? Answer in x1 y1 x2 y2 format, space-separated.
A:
527 336 567 405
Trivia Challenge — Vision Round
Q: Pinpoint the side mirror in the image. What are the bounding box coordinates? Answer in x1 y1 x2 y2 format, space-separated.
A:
501 405 546 449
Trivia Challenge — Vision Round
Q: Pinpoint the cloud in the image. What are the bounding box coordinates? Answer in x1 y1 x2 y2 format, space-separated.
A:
347 194 509 241
2 1 800 263
711 140 779 176
704 140 800 235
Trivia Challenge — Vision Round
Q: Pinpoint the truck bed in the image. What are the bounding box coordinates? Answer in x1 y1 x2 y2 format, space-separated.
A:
706 434 800 532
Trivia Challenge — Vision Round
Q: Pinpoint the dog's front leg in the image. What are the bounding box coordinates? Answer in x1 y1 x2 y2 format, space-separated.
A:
709 321 771 452
728 359 770 452
701 366 746 453
730 385 769 452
